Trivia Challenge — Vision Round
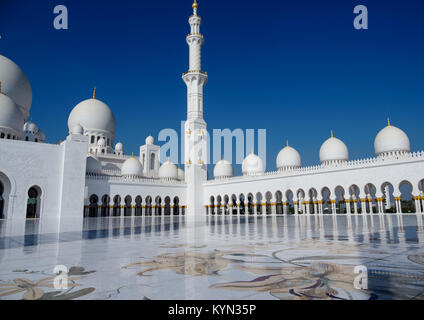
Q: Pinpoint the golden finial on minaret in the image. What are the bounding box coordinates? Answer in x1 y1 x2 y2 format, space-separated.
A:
286 140 289 147
222 155 225 160
331 130 334 138
92 86 96 99
387 117 391 127
131 152 134 158
192 0 198 9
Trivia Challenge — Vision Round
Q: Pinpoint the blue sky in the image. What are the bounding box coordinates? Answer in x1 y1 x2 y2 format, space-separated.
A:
1 0 423 175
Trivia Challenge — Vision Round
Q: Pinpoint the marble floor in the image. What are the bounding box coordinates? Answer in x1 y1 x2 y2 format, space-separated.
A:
0 214 424 300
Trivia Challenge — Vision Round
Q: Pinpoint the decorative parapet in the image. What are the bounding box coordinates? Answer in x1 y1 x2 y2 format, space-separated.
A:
86 173 186 185
204 151 424 185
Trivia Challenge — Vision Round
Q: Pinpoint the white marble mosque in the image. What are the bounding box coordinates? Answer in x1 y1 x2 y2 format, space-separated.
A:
1 1 424 301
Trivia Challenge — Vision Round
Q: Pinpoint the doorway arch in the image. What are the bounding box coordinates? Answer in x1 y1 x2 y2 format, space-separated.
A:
26 186 42 219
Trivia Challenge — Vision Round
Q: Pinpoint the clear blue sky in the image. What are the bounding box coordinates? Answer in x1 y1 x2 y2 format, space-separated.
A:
1 0 423 176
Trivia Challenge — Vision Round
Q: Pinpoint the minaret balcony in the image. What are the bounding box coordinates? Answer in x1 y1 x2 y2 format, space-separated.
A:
182 70 208 76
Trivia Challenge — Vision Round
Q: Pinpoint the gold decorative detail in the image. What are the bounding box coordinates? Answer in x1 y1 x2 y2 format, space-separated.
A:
192 0 198 9
92 86 96 99
387 117 391 127
331 130 334 138
286 140 289 147
186 129 192 135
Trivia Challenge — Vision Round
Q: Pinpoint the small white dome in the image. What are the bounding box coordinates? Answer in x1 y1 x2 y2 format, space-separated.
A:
145 136 154 145
276 143 301 170
68 98 116 136
97 137 106 147
0 93 24 133
70 123 84 135
121 156 144 177
177 167 185 181
0 55 32 115
158 158 178 180
115 142 123 152
214 159 233 179
23 121 38 133
86 155 101 174
242 152 264 176
374 121 410 156
319 134 349 165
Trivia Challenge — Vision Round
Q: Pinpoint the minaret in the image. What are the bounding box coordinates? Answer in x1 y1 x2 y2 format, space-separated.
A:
183 0 208 219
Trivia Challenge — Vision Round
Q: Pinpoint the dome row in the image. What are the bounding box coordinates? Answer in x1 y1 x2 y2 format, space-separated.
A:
214 122 410 178
86 154 184 181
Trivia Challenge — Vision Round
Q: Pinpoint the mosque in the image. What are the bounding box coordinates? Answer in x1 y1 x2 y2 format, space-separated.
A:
0 1 424 235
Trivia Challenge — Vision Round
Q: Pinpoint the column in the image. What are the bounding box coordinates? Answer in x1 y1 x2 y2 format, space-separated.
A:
394 197 402 214
360 198 367 214
318 200 324 215
346 199 351 215
294 201 299 215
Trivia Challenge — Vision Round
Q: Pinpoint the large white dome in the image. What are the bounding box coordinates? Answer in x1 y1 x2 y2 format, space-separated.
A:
0 55 32 116
214 159 233 179
158 159 178 180
86 155 102 174
68 98 116 136
121 156 143 177
374 121 410 156
0 93 25 134
319 134 349 165
276 143 301 170
242 152 264 176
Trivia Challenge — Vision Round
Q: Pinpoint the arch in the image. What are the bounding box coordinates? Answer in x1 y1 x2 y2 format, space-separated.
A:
296 188 305 214
399 180 414 213
164 196 171 216
216 195 223 215
348 184 360 214
101 194 110 217
145 196 153 216
275 190 283 214
155 196 162 216
285 189 294 214
113 195 121 216
256 192 263 215
27 186 42 219
173 196 180 215
231 194 237 215
223 195 229 215
239 193 245 215
0 172 12 219
210 195 215 215
334 186 346 214
381 182 395 213
265 191 272 215
246 193 254 215
124 195 132 216
321 187 331 214
364 183 377 213
307 188 318 214
135 196 143 216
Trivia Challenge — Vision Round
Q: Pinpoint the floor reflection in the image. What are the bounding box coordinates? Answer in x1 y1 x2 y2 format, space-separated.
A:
0 214 423 300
